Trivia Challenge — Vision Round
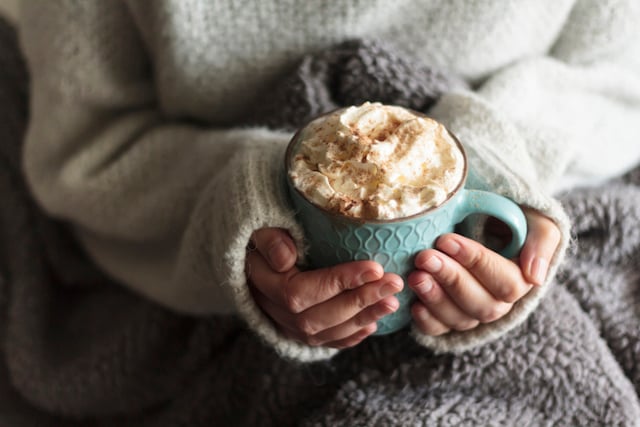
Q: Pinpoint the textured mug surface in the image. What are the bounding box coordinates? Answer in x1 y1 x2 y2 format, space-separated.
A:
285 114 527 335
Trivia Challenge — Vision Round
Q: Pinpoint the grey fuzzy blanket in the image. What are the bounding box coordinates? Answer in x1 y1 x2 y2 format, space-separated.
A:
1 17 640 427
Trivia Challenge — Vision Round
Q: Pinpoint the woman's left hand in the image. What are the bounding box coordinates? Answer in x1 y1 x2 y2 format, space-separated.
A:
409 208 561 336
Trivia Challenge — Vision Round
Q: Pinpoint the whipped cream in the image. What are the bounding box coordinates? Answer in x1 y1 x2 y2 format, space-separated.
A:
288 102 465 220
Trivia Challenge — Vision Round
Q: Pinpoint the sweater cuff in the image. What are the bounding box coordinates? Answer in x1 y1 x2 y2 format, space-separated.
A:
213 130 338 362
410 92 572 353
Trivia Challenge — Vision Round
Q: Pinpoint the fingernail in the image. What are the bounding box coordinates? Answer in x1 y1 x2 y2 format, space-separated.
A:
422 256 442 274
268 240 293 270
439 238 460 256
413 277 433 295
379 281 402 298
530 257 548 285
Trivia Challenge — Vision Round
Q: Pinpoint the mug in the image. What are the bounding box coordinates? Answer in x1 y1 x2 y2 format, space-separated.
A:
284 112 527 335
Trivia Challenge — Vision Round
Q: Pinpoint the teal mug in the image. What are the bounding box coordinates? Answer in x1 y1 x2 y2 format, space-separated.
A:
285 112 527 335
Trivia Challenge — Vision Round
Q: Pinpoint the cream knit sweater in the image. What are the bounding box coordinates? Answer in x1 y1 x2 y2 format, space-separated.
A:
18 0 640 361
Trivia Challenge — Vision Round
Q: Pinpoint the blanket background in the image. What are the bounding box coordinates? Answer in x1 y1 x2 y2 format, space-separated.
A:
1 17 639 426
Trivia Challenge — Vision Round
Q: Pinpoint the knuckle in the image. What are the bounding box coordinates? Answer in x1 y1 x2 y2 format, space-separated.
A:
454 319 480 331
418 321 448 336
350 325 376 345
351 289 370 311
531 215 561 244
477 305 507 323
355 306 378 328
334 336 360 349
414 318 429 335
294 315 320 337
432 326 450 336
423 285 445 304
283 284 305 313
496 282 521 303
442 269 465 294
544 223 562 245
465 246 488 271
251 228 274 250
353 311 368 328
331 341 350 350
320 267 347 294
413 309 448 336
304 334 323 347
363 323 378 336
477 307 499 323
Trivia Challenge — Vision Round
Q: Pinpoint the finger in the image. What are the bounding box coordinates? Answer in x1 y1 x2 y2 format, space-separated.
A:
247 245 385 314
519 209 562 286
254 279 401 345
249 285 300 338
251 228 297 272
324 324 378 349
245 245 300 298
411 303 451 336
431 234 532 303
276 274 402 339
285 262 386 313
310 296 400 344
408 269 482 329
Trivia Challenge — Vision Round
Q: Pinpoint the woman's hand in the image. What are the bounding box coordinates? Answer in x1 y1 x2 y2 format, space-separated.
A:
409 209 561 336
246 228 404 348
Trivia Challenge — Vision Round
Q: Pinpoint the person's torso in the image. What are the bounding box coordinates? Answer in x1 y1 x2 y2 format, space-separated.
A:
127 0 575 125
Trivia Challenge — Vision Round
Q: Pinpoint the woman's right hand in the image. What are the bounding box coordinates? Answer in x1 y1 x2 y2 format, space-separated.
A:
246 228 403 349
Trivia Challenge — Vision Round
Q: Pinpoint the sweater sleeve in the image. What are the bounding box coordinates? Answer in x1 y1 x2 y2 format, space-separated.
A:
19 1 336 362
411 0 640 353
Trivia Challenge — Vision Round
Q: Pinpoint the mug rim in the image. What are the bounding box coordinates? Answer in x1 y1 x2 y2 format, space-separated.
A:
284 105 469 225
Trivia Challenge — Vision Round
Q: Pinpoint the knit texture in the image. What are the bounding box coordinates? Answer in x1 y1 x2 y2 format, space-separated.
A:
3 14 640 426
18 0 640 360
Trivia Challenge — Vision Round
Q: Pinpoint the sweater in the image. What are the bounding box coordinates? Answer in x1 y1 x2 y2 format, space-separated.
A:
4 19 640 424
18 0 640 361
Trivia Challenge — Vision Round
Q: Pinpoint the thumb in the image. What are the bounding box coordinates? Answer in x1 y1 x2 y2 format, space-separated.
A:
519 209 561 286
250 228 297 272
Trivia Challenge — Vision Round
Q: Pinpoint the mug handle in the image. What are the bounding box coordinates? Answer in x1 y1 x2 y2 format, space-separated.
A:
453 189 528 258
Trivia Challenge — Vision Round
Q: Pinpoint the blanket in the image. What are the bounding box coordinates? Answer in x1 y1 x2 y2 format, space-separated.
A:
1 16 639 427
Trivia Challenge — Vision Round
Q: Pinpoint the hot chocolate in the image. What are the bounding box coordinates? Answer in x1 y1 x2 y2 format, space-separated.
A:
288 102 464 220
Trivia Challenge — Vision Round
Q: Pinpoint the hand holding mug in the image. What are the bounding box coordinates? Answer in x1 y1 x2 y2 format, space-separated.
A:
246 228 403 347
409 209 561 336
247 102 559 346
246 207 559 347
